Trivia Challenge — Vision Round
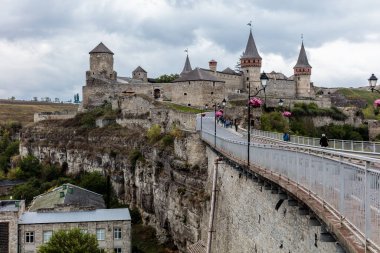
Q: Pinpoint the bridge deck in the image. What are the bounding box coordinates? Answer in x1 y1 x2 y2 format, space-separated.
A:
197 113 380 253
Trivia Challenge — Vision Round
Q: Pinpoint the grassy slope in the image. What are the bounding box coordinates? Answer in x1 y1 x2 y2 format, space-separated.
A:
0 100 78 125
337 88 380 119
160 102 205 114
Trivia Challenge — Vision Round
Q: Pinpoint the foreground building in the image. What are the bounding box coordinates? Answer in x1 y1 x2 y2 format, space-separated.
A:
0 184 131 253
18 208 131 253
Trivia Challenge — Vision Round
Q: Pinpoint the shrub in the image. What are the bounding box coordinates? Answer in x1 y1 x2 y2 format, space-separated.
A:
161 134 174 147
129 149 144 168
260 112 288 132
147 124 162 143
7 167 24 179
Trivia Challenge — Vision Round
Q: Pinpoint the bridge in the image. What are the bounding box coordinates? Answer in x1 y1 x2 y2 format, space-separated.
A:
196 113 380 253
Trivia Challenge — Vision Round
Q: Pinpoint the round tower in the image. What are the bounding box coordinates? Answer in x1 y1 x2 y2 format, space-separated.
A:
294 41 312 98
209 59 217 72
87 42 117 80
240 29 262 91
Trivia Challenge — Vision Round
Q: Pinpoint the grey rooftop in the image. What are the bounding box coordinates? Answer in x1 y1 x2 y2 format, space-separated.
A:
174 68 224 82
181 55 192 75
241 30 262 60
89 42 114 55
294 42 311 68
222 67 237 75
133 66 147 73
29 183 105 211
0 200 23 212
19 208 131 224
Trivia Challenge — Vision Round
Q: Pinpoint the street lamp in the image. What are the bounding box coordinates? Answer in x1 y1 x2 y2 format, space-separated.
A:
278 98 284 107
200 113 206 131
214 99 227 148
247 72 268 169
369 74 379 93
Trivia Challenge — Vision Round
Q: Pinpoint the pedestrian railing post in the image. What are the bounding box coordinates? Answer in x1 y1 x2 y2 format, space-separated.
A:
339 155 345 223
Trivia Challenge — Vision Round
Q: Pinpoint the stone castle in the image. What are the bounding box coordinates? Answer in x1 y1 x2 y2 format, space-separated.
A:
82 29 327 110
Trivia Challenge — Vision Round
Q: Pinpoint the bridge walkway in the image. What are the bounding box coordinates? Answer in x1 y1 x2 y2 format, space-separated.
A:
197 113 380 253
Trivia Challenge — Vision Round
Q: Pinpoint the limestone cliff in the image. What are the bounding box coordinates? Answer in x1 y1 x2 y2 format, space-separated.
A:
19 120 209 252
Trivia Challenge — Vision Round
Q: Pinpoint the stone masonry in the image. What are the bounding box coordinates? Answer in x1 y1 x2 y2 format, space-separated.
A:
203 148 341 253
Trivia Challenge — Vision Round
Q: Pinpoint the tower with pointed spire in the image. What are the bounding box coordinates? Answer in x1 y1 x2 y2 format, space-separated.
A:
181 54 192 76
240 28 262 91
294 41 312 97
87 42 117 82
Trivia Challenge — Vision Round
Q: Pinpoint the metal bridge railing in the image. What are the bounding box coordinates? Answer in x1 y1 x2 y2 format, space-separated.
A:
251 129 380 154
200 128 380 251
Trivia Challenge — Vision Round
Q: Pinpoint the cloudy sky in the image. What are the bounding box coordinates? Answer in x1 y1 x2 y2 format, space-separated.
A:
1 0 380 101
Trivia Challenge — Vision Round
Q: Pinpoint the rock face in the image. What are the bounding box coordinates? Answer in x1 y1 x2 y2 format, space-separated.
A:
20 121 209 252
20 120 345 253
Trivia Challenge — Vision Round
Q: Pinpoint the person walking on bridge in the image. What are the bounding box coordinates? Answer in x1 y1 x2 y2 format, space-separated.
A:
320 134 329 147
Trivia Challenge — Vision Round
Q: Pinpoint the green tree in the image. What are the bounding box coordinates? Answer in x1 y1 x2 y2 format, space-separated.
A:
155 74 179 83
38 228 99 253
260 112 288 133
19 155 42 178
78 171 107 195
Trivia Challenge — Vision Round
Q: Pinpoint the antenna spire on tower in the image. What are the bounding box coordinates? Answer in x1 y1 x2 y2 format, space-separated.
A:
247 20 252 30
301 33 304 42
184 48 188 55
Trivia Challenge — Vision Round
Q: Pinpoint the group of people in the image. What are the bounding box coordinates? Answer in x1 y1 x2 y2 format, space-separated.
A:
217 117 239 131
283 132 329 147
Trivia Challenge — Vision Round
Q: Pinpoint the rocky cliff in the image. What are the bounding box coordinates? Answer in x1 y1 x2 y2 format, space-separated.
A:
19 120 209 252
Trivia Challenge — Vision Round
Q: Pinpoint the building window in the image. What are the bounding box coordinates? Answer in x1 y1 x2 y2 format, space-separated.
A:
211 92 213 95
184 93 187 96
96 228 105 241
246 77 249 81
25 231 34 243
43 231 53 243
114 228 122 240
114 248 122 253
246 70 249 73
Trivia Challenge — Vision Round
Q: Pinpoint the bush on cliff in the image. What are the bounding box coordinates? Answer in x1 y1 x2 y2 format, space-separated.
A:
147 124 162 143
63 102 118 129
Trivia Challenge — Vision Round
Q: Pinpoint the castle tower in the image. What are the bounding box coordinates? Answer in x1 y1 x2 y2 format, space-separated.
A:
180 54 192 76
240 29 262 91
294 41 312 98
132 66 147 82
87 42 117 81
209 59 217 72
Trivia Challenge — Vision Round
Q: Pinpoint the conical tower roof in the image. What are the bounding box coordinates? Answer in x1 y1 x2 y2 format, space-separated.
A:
294 42 311 68
181 55 192 75
174 68 223 82
89 42 114 55
241 30 261 59
133 66 147 73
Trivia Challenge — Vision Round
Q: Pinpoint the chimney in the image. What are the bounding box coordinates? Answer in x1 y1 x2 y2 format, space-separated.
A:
209 59 217 72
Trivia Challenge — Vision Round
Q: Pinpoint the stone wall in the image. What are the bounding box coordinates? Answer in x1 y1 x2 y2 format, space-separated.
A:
265 79 297 99
205 148 342 253
82 82 173 109
170 81 226 107
151 108 197 131
34 112 76 123
0 201 25 253
368 120 380 140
